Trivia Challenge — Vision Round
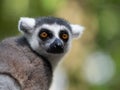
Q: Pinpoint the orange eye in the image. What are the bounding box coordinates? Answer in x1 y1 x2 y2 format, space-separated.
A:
40 32 48 38
62 34 68 39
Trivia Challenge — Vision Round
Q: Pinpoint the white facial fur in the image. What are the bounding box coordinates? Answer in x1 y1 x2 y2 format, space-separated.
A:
18 17 84 69
37 24 71 38
18 17 85 38
28 24 72 54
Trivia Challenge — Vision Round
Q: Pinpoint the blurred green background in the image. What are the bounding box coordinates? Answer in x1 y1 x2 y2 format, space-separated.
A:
0 0 120 90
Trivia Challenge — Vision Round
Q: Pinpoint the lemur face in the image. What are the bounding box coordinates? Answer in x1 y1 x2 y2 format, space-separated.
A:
36 24 72 54
18 17 84 56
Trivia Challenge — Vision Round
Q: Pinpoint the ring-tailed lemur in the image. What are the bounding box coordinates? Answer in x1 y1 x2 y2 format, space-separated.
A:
0 17 84 90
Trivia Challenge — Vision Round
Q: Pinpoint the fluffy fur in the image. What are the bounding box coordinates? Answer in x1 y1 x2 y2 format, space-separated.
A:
0 37 52 90
19 17 84 68
0 17 84 90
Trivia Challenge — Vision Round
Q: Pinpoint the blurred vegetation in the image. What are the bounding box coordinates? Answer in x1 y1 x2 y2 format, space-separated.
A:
0 0 120 90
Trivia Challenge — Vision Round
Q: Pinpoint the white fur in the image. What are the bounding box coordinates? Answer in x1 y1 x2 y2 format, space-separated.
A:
0 74 20 90
18 20 84 69
18 17 35 33
27 23 71 69
70 24 85 38
39 24 70 38
29 23 70 49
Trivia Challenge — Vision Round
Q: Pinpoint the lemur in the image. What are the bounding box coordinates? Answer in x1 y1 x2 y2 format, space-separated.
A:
0 17 84 90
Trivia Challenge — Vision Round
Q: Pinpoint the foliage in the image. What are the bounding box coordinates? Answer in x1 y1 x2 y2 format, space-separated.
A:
0 0 120 90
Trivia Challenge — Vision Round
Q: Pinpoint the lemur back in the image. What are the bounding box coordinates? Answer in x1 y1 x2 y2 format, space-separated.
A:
0 37 52 90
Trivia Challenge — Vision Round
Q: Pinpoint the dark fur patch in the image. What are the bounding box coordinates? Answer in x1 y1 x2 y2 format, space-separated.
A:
35 17 72 31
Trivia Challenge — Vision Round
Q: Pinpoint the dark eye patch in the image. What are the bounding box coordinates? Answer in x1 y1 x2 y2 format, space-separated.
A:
59 30 69 42
39 28 53 41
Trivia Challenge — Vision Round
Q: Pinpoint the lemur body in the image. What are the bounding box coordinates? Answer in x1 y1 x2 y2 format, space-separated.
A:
0 17 84 90
0 37 52 90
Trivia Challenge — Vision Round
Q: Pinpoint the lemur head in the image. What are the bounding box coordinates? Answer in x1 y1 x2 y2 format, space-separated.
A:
18 17 84 62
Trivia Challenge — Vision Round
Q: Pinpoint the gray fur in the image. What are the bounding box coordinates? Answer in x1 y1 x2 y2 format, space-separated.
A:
35 17 72 31
0 74 20 90
0 17 84 90
0 37 52 90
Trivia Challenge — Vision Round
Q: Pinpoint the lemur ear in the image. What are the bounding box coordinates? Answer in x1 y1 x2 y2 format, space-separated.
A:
18 17 35 34
70 24 85 38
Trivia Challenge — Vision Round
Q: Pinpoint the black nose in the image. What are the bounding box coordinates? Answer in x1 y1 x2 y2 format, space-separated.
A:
53 39 63 49
47 39 64 54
